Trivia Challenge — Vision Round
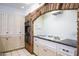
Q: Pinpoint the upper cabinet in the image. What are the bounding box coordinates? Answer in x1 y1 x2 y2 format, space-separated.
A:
0 12 8 35
0 11 25 36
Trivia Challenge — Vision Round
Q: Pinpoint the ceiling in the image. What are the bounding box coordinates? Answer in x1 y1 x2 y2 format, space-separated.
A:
0 3 34 11
0 3 44 15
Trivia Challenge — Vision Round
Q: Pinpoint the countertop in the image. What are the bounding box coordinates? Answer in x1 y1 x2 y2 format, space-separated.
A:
34 36 77 48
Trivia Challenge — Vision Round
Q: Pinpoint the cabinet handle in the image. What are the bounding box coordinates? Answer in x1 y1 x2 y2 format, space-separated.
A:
62 49 65 51
6 38 8 40
66 50 69 52
62 49 69 52
6 32 8 34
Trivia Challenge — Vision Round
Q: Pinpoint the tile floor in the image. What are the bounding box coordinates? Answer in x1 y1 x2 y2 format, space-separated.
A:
0 49 35 56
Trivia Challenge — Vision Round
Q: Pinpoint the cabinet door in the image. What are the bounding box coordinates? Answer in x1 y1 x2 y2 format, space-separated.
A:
39 44 56 56
56 52 66 56
8 36 25 51
0 12 2 34
1 12 8 35
0 37 8 52
0 38 3 52
8 36 21 50
45 47 56 56
8 14 15 35
19 35 25 48
38 44 47 56
34 43 39 55
20 17 25 35
15 15 21 35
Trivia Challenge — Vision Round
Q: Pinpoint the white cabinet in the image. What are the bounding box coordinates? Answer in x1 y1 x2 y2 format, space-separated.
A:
0 11 25 53
0 11 24 35
0 36 25 53
34 37 77 56
0 37 8 52
34 38 39 55
56 43 77 56
0 12 2 34
39 44 56 56
8 14 15 35
34 43 39 55
19 35 25 48
38 44 46 56
1 12 8 35
34 37 57 56
8 36 20 50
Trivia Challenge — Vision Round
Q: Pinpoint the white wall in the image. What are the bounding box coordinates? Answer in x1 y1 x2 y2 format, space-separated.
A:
34 10 77 40
34 15 45 35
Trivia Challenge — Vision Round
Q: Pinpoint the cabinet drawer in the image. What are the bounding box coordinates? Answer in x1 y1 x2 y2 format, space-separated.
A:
57 44 77 56
39 39 57 49
56 51 68 56
39 45 46 56
44 45 56 56
39 44 56 56
34 37 57 50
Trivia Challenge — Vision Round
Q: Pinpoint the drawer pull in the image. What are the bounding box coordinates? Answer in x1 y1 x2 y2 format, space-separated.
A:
6 32 8 33
66 50 69 52
6 38 8 40
62 49 65 51
62 49 69 52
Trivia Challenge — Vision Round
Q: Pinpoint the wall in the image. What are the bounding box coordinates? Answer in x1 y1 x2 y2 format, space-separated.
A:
34 10 77 40
44 10 77 40
34 15 45 35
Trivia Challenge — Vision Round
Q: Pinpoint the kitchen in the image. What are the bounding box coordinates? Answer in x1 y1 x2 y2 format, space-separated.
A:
33 10 77 56
0 3 79 56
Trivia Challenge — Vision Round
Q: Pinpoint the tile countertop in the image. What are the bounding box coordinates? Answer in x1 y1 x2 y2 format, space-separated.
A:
34 36 77 48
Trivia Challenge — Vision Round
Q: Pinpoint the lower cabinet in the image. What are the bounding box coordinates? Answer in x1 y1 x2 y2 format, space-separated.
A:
19 35 25 48
33 37 77 56
44 47 56 56
34 42 57 56
8 36 21 50
0 37 8 52
39 44 56 56
0 35 25 53
56 51 67 56
34 43 39 55
38 44 47 56
56 43 77 56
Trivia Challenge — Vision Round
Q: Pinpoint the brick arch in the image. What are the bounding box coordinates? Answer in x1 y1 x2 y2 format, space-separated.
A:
25 3 79 21
25 3 79 55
